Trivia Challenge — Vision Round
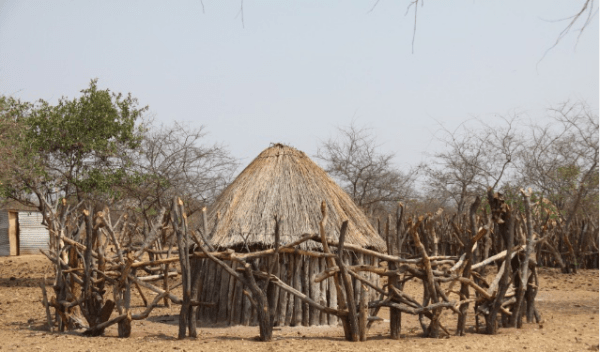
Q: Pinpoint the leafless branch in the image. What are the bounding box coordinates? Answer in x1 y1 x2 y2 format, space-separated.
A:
236 0 245 29
538 0 598 65
367 0 381 14
405 0 421 54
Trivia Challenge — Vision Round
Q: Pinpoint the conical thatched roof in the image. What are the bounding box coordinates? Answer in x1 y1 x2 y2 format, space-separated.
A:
207 143 386 252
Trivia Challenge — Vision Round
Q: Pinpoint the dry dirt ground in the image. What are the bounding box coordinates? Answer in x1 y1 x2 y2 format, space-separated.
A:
0 255 598 352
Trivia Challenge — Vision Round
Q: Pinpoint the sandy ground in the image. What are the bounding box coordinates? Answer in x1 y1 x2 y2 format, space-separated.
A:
0 254 598 352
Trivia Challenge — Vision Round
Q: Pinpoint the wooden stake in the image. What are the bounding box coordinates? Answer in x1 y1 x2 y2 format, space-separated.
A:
336 220 360 341
40 275 54 332
358 284 368 341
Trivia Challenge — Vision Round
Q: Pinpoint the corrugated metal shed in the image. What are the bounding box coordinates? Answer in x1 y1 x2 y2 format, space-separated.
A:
17 211 49 255
0 211 10 256
0 210 49 256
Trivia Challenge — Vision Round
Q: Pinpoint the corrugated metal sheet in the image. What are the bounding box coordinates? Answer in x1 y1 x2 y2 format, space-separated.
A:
0 228 9 256
19 228 49 254
17 211 45 227
17 211 49 255
0 211 8 229
0 211 9 256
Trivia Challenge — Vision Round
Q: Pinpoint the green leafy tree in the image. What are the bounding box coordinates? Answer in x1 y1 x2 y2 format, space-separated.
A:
0 79 147 210
0 97 37 204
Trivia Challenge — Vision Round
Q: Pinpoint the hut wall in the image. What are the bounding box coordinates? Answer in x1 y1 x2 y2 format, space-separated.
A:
194 252 381 326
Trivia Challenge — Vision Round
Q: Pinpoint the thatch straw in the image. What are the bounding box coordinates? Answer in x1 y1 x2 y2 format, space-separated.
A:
207 144 386 252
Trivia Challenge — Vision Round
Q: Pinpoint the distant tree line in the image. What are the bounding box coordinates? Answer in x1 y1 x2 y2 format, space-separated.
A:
423 102 598 220
316 105 597 225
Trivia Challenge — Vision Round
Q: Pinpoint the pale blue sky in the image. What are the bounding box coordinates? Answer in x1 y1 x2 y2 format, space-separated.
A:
0 1 598 170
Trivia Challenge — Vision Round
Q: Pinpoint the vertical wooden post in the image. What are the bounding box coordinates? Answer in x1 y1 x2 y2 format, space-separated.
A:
230 262 243 325
171 197 191 339
353 253 363 307
396 203 406 255
385 216 391 258
284 255 295 325
512 189 536 328
217 260 232 322
457 197 481 336
293 254 303 326
328 272 338 326
163 231 175 308
309 257 320 326
318 201 349 333
410 216 441 338
209 264 223 324
242 263 272 341
40 275 54 332
267 260 280 325
302 258 310 326
486 209 514 335
118 267 133 338
277 255 289 326
388 260 401 339
189 257 203 331
358 284 368 341
387 214 402 339
319 257 328 324
265 215 281 327
336 221 360 341
199 260 212 320
241 282 252 326
201 207 210 245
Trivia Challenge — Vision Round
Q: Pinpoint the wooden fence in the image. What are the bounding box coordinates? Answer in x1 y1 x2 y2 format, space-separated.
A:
36 189 597 341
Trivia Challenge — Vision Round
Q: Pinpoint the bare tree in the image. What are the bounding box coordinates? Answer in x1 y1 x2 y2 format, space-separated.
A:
513 101 598 272
120 121 238 222
517 101 599 216
424 116 523 213
316 122 417 214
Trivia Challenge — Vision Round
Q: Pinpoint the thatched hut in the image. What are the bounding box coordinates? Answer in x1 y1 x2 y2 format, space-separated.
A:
195 144 386 326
